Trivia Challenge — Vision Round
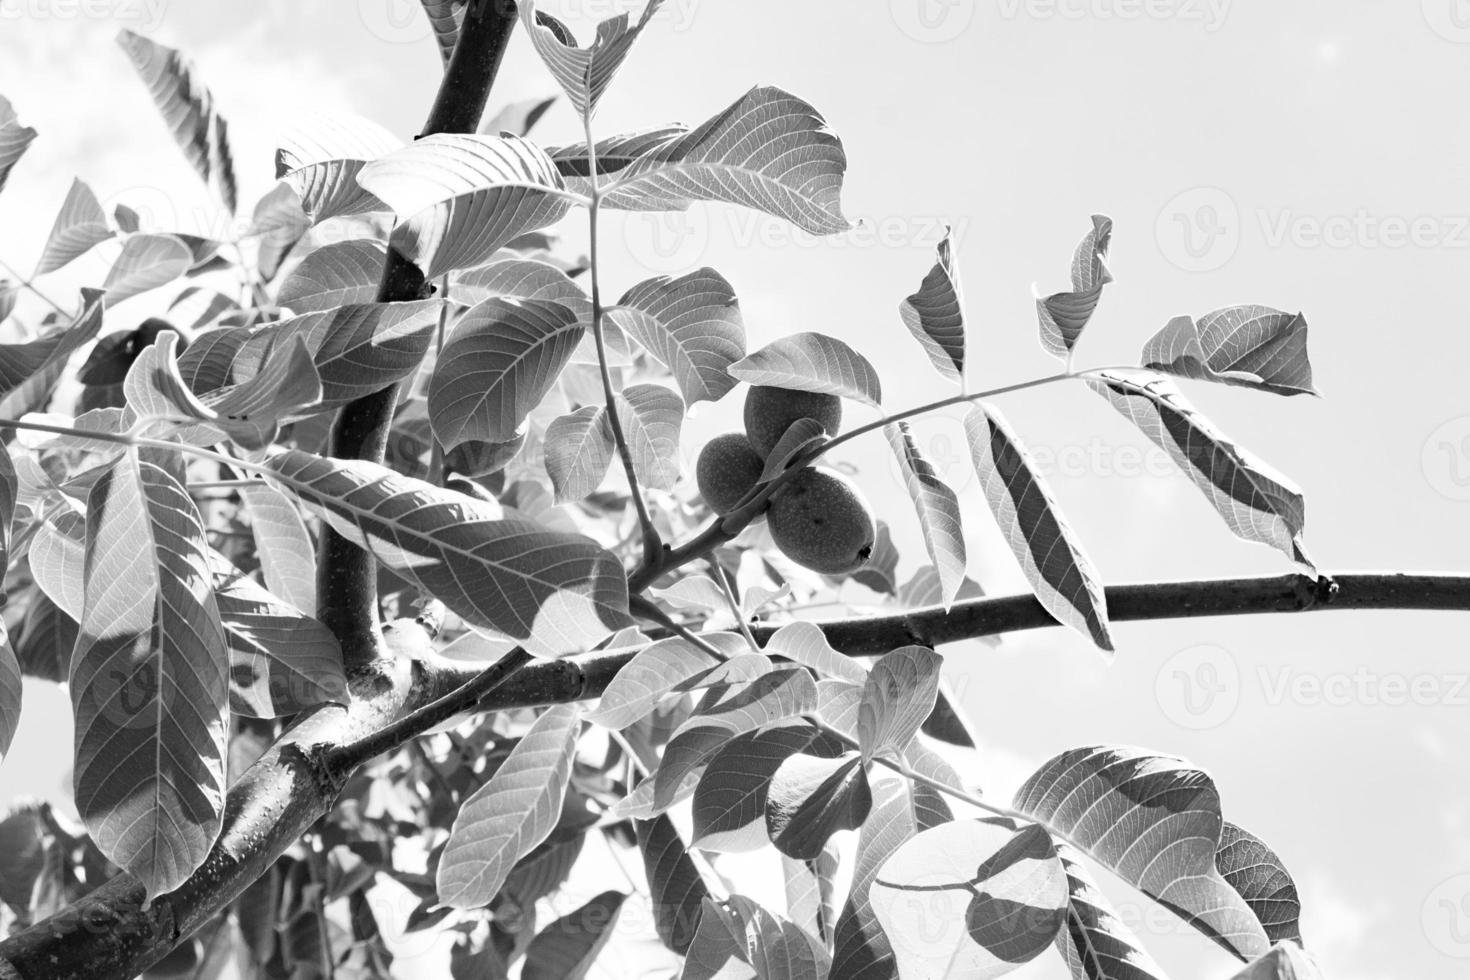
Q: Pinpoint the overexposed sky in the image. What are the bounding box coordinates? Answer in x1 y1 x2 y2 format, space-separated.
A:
3 2 1469 978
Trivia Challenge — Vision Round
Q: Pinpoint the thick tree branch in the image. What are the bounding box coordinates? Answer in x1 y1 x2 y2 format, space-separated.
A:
1 570 1465 978
318 0 518 668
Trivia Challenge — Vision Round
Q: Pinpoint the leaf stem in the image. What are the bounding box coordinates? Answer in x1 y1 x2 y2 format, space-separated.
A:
0 256 70 317
627 367 1097 593
582 108 662 568
427 274 450 487
711 561 760 653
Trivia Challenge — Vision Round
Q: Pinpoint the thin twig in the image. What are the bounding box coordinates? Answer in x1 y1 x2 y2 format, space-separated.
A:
0 256 69 317
582 102 661 567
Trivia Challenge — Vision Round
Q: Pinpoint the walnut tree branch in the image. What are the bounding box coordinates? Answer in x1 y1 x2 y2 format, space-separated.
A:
317 0 518 668
1 570 1463 979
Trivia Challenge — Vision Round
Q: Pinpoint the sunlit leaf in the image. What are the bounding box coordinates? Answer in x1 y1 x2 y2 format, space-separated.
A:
616 382 683 492
681 894 831 980
248 183 309 280
125 331 321 449
586 632 746 729
898 563 983 609
766 752 871 860
871 818 1068 978
116 30 236 211
428 296 586 448
452 256 590 311
1218 822 1304 945
0 625 17 764
559 86 850 236
783 847 840 951
899 229 965 382
965 404 1113 652
262 449 631 657
856 646 943 762
357 133 575 277
420 0 466 65
0 289 104 413
482 93 558 138
1229 942 1324 980
0 95 37 194
832 776 953 979
71 448 229 900
438 704 582 908
520 0 664 117
1052 839 1168 980
607 267 745 404
729 331 881 406
1141 306 1318 397
276 240 387 313
102 233 193 305
544 405 614 502
819 678 968 798
885 421 966 608
211 554 345 718
239 486 317 614
762 619 867 686
34 178 114 276
691 723 837 853
276 111 401 222
1014 745 1271 961
179 300 439 413
647 668 818 814
1089 371 1311 565
638 813 709 954
1037 214 1112 360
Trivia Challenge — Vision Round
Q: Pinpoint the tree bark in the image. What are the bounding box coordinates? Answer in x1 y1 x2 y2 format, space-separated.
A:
3 571 1461 980
318 0 518 669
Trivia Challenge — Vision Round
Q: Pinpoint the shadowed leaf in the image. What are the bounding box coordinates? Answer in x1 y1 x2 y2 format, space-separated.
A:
899 230 965 382
965 404 1113 652
1142 305 1318 397
1014 745 1270 961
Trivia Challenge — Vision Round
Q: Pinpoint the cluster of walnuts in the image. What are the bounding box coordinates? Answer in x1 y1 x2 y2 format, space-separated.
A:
695 386 877 576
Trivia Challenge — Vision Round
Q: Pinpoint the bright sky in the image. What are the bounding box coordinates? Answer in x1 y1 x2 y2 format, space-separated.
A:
3 2 1469 978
